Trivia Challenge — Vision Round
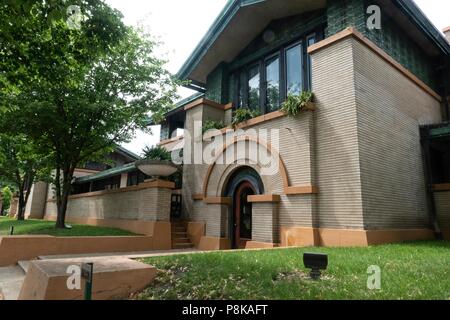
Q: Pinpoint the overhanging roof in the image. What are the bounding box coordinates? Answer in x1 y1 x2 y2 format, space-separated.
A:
177 0 327 85
75 162 137 184
177 0 450 87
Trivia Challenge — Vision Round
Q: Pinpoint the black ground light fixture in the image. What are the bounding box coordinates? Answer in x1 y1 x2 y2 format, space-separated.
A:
303 253 328 280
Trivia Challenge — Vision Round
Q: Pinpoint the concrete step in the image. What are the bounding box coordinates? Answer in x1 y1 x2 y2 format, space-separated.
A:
173 243 194 249
171 222 186 228
172 238 191 244
0 266 26 300
17 260 32 273
172 232 188 239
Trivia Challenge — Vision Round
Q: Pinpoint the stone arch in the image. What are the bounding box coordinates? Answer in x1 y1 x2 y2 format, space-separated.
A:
202 135 290 198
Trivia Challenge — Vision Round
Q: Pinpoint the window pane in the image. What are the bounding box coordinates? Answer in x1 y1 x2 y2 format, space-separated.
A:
286 44 303 96
238 71 246 107
307 36 316 90
248 65 260 109
265 56 280 112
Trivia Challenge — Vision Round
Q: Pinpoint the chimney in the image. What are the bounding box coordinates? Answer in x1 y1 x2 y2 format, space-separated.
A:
444 27 450 43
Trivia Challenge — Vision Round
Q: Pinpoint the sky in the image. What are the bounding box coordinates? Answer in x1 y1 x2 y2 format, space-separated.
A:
105 0 450 155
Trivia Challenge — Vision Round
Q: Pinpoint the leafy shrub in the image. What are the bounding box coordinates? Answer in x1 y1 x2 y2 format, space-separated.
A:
142 145 171 161
202 120 225 134
280 91 314 117
232 108 261 127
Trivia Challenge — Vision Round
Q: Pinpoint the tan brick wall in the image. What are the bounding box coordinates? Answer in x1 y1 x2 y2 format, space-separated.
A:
252 202 278 243
45 184 172 222
25 182 48 219
182 102 317 242
352 37 441 229
311 37 365 229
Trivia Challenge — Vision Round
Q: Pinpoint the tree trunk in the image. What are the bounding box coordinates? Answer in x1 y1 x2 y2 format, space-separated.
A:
17 192 25 221
55 165 75 229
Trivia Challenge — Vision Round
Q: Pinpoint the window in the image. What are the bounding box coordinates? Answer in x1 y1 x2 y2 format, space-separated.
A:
248 64 260 109
233 29 322 114
306 34 316 90
265 55 280 112
286 43 303 96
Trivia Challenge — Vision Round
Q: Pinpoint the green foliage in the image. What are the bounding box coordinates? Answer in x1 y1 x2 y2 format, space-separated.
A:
142 145 172 161
0 217 137 236
137 241 450 300
231 108 261 127
1 186 13 213
0 133 52 219
280 91 314 117
202 120 225 134
1 3 179 227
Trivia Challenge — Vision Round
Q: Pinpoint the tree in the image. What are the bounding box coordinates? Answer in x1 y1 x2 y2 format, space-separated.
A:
3 18 178 228
1 186 14 216
0 134 50 220
0 1 127 107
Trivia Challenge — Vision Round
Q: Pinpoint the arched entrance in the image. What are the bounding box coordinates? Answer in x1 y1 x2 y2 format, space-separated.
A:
224 167 264 249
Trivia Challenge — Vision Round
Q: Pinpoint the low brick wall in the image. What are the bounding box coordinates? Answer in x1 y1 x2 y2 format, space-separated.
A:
0 235 154 267
44 180 173 222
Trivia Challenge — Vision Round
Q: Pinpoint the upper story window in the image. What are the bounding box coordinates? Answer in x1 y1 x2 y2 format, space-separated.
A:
233 30 322 114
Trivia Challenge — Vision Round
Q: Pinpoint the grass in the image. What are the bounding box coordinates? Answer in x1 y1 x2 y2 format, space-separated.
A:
0 216 137 237
136 241 450 300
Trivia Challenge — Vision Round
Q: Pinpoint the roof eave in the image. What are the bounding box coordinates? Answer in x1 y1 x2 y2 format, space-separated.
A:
394 0 450 55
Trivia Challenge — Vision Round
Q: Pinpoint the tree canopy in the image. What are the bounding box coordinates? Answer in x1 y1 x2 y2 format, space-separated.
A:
1 1 179 226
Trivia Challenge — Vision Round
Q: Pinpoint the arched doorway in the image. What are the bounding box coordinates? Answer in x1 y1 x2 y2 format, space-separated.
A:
224 167 264 249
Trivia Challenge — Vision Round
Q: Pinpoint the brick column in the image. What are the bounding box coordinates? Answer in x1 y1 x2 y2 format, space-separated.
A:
138 179 175 222
248 195 280 245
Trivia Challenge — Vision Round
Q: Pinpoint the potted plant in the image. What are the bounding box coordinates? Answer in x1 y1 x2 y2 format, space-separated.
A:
231 108 261 128
280 91 315 117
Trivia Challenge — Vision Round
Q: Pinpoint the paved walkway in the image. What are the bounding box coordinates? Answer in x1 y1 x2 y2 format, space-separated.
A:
39 248 201 260
0 248 200 300
0 266 25 300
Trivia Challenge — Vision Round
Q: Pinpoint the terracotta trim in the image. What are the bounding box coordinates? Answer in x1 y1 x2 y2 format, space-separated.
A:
247 194 281 203
308 27 442 102
443 26 450 33
184 98 227 111
284 186 318 195
245 241 277 249
159 135 184 146
224 102 233 110
280 226 434 247
204 197 232 205
74 168 101 174
202 136 290 197
432 183 450 191
47 179 175 202
192 194 204 201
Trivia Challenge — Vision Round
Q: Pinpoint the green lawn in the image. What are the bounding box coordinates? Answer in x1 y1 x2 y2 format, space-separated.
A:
137 241 450 300
0 216 136 237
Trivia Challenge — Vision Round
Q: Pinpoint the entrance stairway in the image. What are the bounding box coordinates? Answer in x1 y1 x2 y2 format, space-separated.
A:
171 221 194 249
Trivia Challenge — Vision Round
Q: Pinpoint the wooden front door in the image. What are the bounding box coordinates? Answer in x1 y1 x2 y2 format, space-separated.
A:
233 181 255 249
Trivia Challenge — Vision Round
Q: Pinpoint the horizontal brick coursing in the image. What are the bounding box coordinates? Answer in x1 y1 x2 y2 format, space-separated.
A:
45 186 171 222
352 37 441 229
312 37 365 229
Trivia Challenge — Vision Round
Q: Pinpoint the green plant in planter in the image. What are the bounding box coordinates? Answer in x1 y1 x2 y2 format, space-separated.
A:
202 120 225 134
232 108 261 127
142 145 172 161
280 91 314 117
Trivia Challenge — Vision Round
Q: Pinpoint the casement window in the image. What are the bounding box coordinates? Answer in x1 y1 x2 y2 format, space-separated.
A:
233 30 322 114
